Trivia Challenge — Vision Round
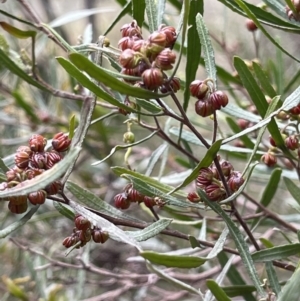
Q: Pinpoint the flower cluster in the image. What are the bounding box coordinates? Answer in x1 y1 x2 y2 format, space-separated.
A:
63 214 109 249
114 184 164 210
189 79 229 117
286 0 300 21
0 133 71 214
187 157 244 203
118 20 179 91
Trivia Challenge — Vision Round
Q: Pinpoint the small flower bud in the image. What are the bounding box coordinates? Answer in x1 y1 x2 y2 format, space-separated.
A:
158 25 177 48
119 49 143 69
62 236 76 248
195 99 214 117
160 77 181 93
143 196 156 208
26 168 43 180
210 90 229 110
125 185 144 202
14 151 30 169
79 228 91 243
227 171 245 192
6 167 26 182
92 229 109 243
29 134 47 152
9 195 27 205
120 20 142 38
123 131 135 144
237 119 250 130
187 191 201 203
118 36 135 51
289 104 300 115
245 19 257 31
196 167 214 188
285 135 299 150
75 214 91 231
155 48 176 70
52 132 72 152
148 31 167 52
44 151 62 169
189 80 209 99
205 184 226 202
29 153 46 169
261 152 277 167
142 67 164 90
219 160 233 177
114 193 130 209
45 180 62 195
8 201 28 214
28 190 46 205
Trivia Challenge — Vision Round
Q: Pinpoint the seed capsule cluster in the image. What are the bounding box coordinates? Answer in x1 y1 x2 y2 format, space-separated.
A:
118 20 179 92
189 79 229 117
62 214 109 249
0 133 71 214
114 184 165 210
187 157 244 203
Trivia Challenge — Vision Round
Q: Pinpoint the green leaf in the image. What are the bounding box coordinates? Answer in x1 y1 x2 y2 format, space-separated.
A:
140 251 207 268
266 262 281 296
0 22 36 39
196 13 217 85
201 193 267 298
132 0 145 27
0 207 39 238
157 0 167 26
135 98 162 113
222 285 256 298
68 114 76 140
126 219 172 241
252 62 277 98
53 201 75 221
92 131 159 166
0 49 48 91
0 147 81 197
259 238 275 249
145 0 158 32
277 262 300 301
283 85 300 111
206 280 232 301
0 157 9 172
183 0 203 111
221 103 261 123
169 139 222 194
66 181 144 224
283 177 300 205
234 0 300 63
111 166 187 198
252 243 300 262
69 53 166 99
123 174 205 209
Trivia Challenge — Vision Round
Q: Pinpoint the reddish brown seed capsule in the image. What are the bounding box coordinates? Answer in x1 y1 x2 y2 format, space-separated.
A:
28 190 46 205
158 25 177 48
119 49 142 69
8 201 28 214
114 193 131 209
92 229 109 243
74 214 91 231
143 196 156 208
52 132 72 152
285 135 299 150
227 171 245 192
120 20 142 38
29 152 46 169
141 67 164 90
245 19 257 31
44 151 62 169
29 134 47 152
148 31 167 50
261 152 277 167
189 80 209 100
210 90 229 110
14 151 30 169
62 236 76 248
9 195 27 205
26 168 43 180
219 160 234 177
195 99 214 117
205 184 226 202
45 180 61 195
187 192 201 203
126 186 144 202
155 48 176 70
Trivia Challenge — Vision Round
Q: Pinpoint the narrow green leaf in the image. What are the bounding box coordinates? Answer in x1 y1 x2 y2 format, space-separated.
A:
0 147 80 197
157 0 167 26
222 285 256 298
221 103 261 123
145 0 158 32
69 53 165 99
141 251 207 268
145 143 168 176
252 243 300 262
0 157 9 172
66 180 144 224
189 235 201 248
201 193 267 298
196 13 217 85
111 166 187 198
170 139 222 194
266 262 281 296
135 98 162 113
183 0 203 111
132 0 145 27
284 177 300 205
259 238 275 249
0 49 48 91
206 280 232 301
0 22 36 39
53 201 75 221
68 114 76 140
207 227 229 259
126 219 172 241
277 262 300 301
252 62 277 98
282 85 300 111
234 0 300 63
124 174 205 209
0 207 39 238
57 57 140 114
92 131 158 166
